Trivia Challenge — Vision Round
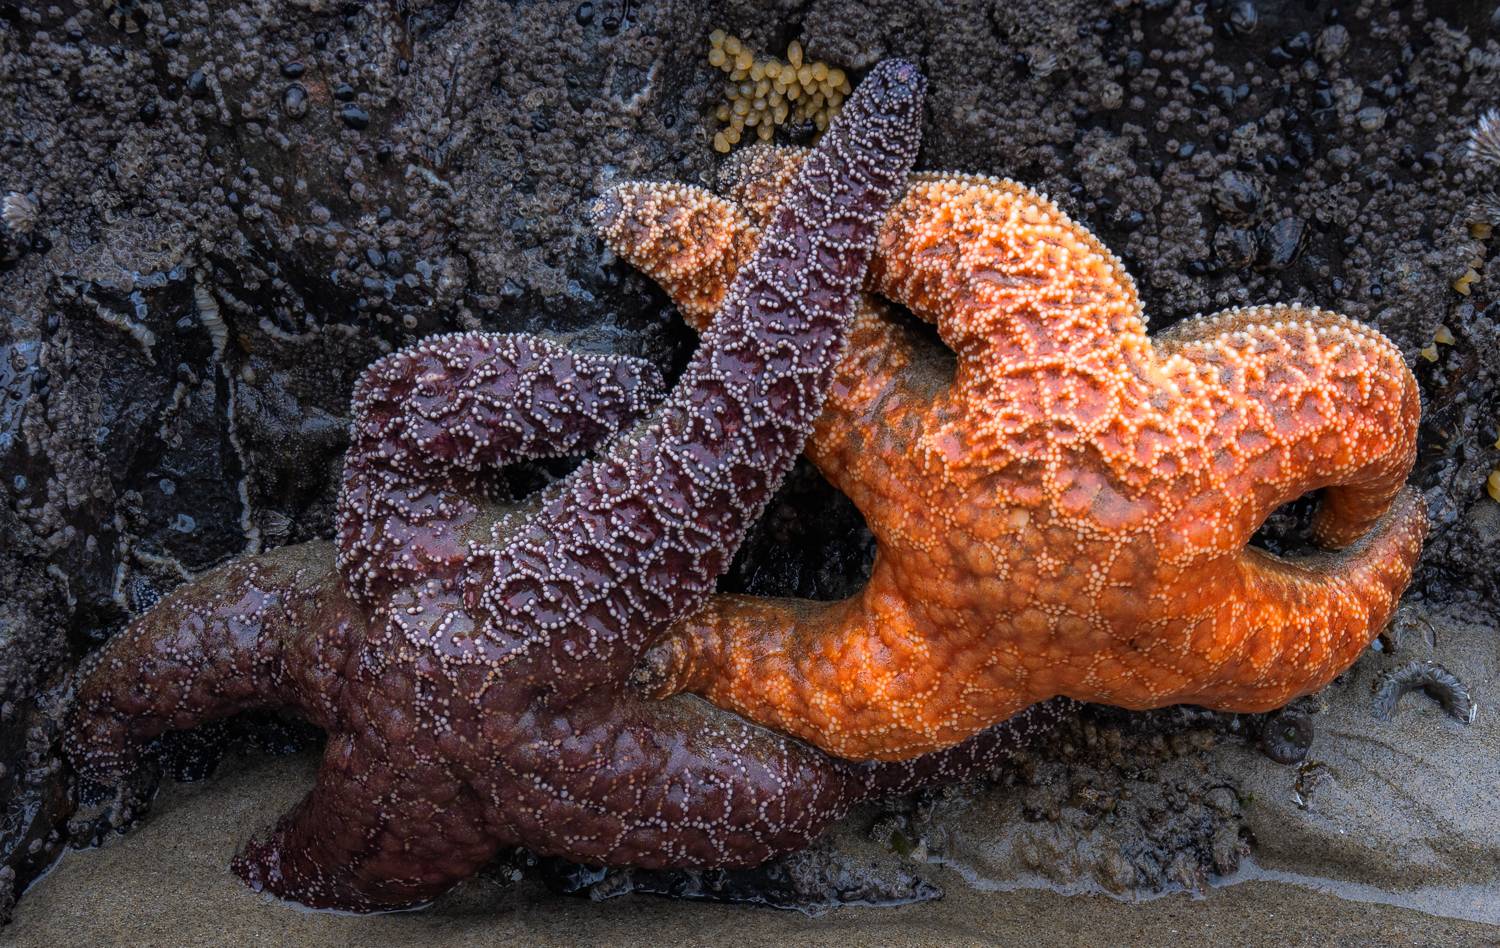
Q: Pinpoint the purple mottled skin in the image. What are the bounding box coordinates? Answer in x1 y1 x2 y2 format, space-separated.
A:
67 61 1066 912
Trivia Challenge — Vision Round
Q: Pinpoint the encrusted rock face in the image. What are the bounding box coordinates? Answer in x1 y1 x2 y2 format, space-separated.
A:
3 0 1500 923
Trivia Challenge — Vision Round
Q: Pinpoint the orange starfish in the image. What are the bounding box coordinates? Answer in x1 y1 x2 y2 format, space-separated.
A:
596 145 1427 762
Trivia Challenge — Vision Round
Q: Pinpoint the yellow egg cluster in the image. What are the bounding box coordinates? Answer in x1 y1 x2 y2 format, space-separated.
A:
1452 266 1481 296
1418 324 1455 362
707 30 852 153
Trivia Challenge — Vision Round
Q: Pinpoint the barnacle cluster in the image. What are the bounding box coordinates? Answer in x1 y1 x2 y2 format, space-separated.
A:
707 30 851 153
1459 110 1500 503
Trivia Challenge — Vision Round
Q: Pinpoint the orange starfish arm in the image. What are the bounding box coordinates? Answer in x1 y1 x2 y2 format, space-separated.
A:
871 173 1145 365
594 181 756 331
648 485 1424 759
644 554 1030 761
592 148 811 330
1151 305 1420 548
1162 487 1427 712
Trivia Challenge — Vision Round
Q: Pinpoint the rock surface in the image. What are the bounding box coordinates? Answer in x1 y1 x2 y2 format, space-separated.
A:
2 0 1498 930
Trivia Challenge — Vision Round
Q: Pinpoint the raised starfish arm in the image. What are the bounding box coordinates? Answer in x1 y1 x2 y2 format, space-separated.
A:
66 544 354 784
477 62 928 701
336 331 665 604
869 173 1147 368
593 150 941 527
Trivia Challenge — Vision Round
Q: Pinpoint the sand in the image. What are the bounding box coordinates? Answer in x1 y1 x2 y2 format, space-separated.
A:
5 752 1496 948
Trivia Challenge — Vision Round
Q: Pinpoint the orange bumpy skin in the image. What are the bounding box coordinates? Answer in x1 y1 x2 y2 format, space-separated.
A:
599 145 1428 762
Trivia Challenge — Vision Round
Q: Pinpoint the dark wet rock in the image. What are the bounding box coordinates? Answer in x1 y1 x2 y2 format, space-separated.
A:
2 0 1499 923
535 843 943 915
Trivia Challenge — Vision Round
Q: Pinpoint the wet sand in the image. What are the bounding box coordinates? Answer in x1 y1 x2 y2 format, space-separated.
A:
5 753 1494 947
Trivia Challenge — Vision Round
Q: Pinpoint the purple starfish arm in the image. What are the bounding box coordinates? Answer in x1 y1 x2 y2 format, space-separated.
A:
336 333 665 605
474 63 928 700
67 545 354 786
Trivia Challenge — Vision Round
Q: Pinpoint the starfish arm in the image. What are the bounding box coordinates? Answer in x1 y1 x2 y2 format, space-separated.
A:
641 556 1028 761
589 147 814 328
232 730 503 911
479 63 928 700
504 693 862 868
1151 486 1428 711
717 145 811 224
336 332 665 604
805 303 947 530
65 545 355 784
1151 304 1422 549
506 691 1067 868
594 159 939 531
592 182 756 331
869 174 1147 367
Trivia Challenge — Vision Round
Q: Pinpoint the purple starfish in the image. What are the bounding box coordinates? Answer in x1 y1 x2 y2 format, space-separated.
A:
66 60 1063 912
